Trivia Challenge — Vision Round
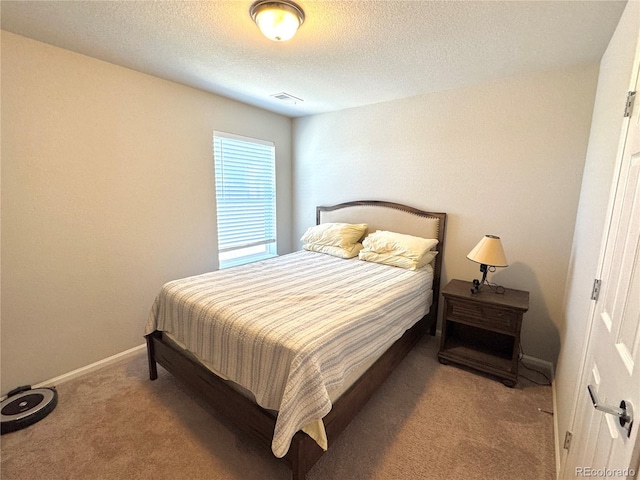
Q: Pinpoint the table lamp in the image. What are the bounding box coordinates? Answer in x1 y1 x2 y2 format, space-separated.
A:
467 235 508 294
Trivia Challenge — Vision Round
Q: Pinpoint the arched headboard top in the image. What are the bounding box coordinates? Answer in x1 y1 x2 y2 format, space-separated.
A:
317 200 445 245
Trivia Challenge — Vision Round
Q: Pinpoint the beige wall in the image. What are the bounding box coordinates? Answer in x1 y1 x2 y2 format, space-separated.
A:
1 32 293 394
555 0 640 471
292 64 599 363
0 23 617 395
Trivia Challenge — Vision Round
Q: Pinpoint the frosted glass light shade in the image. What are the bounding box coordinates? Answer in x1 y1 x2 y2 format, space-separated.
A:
467 235 508 267
250 0 305 42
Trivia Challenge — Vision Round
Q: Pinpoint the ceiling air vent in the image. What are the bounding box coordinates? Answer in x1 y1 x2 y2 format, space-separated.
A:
270 92 303 104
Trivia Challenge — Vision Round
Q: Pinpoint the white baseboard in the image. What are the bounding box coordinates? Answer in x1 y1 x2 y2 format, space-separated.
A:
521 354 554 379
552 377 562 478
33 343 147 389
521 355 560 476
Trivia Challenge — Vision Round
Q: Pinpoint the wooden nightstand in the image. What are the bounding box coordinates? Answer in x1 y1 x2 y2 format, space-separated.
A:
438 279 529 387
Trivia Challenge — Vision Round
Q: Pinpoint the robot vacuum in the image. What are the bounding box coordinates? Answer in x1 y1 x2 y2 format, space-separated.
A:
1 385 58 434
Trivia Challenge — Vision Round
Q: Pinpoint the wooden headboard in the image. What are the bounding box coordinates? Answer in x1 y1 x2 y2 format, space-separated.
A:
316 200 447 331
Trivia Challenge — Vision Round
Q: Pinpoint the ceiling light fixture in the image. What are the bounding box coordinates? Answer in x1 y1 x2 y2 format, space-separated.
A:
250 0 305 42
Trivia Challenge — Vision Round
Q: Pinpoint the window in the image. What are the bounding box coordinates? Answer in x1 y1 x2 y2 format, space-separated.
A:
213 131 277 269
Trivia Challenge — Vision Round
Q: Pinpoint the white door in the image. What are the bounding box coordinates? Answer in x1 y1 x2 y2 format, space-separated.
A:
562 64 640 477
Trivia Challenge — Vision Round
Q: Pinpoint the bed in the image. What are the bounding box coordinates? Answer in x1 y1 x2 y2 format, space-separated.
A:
145 200 447 480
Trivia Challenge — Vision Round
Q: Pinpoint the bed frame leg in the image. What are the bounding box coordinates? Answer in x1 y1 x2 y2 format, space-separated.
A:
146 334 158 380
288 438 309 480
291 460 306 480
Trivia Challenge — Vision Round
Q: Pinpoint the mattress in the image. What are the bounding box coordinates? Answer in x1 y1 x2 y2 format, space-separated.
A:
146 250 433 457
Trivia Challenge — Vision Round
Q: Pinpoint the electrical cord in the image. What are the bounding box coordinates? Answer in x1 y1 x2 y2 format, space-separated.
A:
518 343 552 386
479 267 506 294
484 281 506 294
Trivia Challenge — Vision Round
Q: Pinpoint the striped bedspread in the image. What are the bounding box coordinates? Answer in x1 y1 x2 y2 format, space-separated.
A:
146 250 433 457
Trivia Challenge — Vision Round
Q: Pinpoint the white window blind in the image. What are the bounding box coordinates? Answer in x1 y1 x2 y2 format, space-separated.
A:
213 131 277 268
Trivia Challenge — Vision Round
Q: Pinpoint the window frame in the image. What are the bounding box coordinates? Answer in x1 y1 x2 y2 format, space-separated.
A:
213 130 277 269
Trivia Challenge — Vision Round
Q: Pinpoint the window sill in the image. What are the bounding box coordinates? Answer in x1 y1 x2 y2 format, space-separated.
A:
219 253 278 269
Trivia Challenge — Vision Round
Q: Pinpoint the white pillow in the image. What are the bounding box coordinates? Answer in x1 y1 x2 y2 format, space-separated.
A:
359 250 438 270
303 242 364 259
362 230 438 260
300 223 368 248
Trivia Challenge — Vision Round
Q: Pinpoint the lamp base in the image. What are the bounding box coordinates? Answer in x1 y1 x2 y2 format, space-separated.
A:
470 264 489 294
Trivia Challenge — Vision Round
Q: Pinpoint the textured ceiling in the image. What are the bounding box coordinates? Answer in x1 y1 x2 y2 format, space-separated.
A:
1 1 627 117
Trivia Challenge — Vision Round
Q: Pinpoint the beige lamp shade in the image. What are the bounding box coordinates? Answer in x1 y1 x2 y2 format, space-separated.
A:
467 235 508 267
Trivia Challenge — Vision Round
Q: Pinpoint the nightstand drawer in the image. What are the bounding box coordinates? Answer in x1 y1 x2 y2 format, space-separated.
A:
447 299 519 333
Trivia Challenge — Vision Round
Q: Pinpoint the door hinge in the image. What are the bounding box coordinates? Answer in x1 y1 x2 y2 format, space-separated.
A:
563 430 573 450
591 279 601 301
624 91 636 117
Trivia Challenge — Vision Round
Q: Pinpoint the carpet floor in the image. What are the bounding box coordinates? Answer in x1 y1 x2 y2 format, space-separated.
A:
1 336 556 479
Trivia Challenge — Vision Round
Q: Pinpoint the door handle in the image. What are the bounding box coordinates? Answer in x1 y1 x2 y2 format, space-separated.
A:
587 385 634 438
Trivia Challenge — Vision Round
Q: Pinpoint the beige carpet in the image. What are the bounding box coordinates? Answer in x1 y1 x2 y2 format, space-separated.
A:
1 336 555 480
